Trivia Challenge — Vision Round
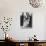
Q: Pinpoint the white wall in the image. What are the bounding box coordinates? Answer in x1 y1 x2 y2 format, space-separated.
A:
0 0 46 40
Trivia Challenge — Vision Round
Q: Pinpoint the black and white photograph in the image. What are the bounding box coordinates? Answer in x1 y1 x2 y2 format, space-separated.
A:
20 12 32 28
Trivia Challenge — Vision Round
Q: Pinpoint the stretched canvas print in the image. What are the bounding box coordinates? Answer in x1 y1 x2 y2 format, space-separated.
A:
20 12 32 28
